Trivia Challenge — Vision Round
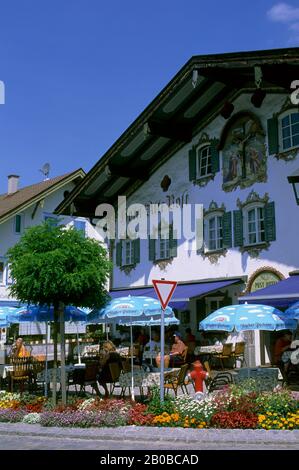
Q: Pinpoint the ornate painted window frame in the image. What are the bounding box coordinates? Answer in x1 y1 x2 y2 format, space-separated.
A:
237 190 270 258
193 133 215 187
272 98 299 161
200 201 228 263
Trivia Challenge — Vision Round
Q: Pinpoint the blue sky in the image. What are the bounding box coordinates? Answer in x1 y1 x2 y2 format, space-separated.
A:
0 0 298 193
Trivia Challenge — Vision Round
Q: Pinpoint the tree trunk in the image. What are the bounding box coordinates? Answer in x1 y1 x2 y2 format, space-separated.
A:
52 306 58 406
59 301 67 405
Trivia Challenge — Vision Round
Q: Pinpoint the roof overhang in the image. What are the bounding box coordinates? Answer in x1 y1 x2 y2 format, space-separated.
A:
55 48 299 218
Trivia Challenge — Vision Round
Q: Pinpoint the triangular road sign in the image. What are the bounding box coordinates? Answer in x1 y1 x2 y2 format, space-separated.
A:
152 279 177 310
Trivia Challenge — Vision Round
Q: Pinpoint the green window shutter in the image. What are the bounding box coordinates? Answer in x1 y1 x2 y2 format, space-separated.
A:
267 117 279 155
210 138 220 173
169 225 178 258
15 215 22 233
116 241 122 267
233 210 244 247
133 238 140 264
149 237 156 261
264 202 276 242
188 146 196 181
222 211 232 248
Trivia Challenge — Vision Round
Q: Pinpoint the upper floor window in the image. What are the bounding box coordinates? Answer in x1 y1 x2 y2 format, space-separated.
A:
245 206 265 245
233 192 276 251
116 239 140 267
156 235 170 260
205 214 223 251
14 214 23 234
280 111 299 151
123 240 134 266
197 145 212 178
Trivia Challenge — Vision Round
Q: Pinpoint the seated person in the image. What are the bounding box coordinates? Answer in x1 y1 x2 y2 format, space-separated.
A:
10 337 31 358
155 332 187 368
273 331 292 370
144 332 160 353
97 340 123 398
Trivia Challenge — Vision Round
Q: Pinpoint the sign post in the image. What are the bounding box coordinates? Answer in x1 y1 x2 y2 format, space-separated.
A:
152 279 177 403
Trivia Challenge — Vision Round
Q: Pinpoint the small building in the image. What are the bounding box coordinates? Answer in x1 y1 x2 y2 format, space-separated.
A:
56 48 299 366
0 169 101 306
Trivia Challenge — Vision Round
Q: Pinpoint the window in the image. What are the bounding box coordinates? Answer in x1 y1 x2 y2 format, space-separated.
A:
204 211 225 252
197 145 212 178
156 236 170 260
74 220 86 237
280 111 299 151
44 213 58 226
14 214 23 234
0 262 4 284
245 206 265 245
207 215 223 251
123 240 134 266
116 239 140 267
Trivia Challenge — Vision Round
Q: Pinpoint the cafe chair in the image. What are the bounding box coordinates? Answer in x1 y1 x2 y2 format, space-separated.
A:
231 342 247 368
164 363 189 397
9 357 32 393
207 371 233 393
214 343 233 370
108 362 122 395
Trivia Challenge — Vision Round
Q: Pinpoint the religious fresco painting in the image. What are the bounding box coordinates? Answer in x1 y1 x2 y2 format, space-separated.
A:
222 113 267 192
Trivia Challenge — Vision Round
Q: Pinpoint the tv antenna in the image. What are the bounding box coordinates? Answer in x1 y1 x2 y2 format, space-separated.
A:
39 163 50 181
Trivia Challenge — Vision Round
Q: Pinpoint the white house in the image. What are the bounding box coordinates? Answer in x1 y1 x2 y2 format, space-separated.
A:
0 169 101 305
56 48 299 366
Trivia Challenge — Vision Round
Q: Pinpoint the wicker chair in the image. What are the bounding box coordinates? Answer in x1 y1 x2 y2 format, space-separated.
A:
9 357 32 393
164 363 189 397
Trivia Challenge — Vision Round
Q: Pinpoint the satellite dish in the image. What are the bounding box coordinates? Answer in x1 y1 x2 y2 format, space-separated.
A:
39 163 50 180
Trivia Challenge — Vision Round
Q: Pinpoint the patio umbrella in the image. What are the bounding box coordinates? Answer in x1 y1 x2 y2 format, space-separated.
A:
7 305 88 397
0 306 18 327
199 304 297 332
87 296 177 400
284 301 299 320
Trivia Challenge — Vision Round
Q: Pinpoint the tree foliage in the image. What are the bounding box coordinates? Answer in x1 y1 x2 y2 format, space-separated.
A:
7 222 111 308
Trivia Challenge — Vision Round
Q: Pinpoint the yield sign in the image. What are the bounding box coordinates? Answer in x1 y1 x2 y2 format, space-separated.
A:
152 279 177 310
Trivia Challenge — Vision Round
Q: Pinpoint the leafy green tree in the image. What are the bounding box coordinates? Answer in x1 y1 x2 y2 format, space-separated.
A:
7 221 111 404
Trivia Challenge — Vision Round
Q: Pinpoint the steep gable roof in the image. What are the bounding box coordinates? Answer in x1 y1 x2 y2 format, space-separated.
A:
0 168 85 224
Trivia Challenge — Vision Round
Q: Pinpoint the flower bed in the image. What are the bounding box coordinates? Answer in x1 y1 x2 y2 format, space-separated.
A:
0 380 299 429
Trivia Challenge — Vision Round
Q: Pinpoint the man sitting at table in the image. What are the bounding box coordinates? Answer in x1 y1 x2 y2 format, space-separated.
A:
10 337 31 358
168 332 187 366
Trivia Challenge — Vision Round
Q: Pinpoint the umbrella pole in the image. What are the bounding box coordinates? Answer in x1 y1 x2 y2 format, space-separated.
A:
59 302 67 406
130 323 135 401
160 307 165 403
52 311 58 406
149 325 152 366
76 323 81 365
44 322 49 397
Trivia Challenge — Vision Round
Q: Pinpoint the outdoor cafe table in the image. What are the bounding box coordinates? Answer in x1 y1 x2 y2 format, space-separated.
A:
194 345 223 356
118 368 180 391
36 364 84 384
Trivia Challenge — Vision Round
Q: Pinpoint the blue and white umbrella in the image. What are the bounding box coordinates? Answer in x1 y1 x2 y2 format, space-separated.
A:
199 304 297 332
7 305 87 323
88 296 178 400
0 306 20 327
284 301 299 320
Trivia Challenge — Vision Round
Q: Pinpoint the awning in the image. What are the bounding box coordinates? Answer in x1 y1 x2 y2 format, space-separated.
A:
239 274 299 308
110 278 243 309
0 299 24 308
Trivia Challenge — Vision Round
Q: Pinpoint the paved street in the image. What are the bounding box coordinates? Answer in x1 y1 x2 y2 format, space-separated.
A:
0 423 298 450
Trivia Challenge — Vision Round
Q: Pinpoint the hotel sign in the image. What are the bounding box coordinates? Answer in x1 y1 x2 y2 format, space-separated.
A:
247 267 284 293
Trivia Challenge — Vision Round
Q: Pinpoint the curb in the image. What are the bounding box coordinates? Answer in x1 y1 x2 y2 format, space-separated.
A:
0 423 298 445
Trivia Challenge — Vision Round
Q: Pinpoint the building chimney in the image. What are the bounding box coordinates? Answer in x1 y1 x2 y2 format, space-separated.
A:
7 175 20 195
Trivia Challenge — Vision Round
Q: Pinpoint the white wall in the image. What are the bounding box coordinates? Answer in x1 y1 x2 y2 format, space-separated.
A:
113 93 299 289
